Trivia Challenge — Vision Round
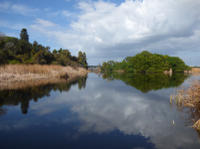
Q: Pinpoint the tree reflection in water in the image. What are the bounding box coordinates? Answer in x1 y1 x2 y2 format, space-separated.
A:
102 73 189 93
0 76 87 115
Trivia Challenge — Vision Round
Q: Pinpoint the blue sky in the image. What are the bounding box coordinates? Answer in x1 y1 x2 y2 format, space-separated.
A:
0 0 200 65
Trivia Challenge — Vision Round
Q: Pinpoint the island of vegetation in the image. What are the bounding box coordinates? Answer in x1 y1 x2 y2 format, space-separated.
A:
101 51 190 74
0 28 88 89
100 51 191 93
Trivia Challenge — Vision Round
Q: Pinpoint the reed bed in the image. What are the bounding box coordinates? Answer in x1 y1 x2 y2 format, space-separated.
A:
192 68 200 75
0 64 88 90
171 81 200 131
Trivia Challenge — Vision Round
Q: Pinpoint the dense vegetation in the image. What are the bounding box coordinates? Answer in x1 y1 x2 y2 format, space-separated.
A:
0 28 88 68
101 51 189 73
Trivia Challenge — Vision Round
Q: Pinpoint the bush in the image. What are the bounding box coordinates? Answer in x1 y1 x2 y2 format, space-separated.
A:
101 51 189 73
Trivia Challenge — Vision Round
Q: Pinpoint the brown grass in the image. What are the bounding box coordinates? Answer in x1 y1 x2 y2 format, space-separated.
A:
173 81 200 108
171 81 200 131
0 64 88 90
192 68 200 75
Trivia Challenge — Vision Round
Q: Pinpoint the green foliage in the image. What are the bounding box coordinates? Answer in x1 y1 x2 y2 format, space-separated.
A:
165 56 190 72
53 49 72 66
0 29 88 68
101 51 189 73
32 50 53 64
78 51 88 68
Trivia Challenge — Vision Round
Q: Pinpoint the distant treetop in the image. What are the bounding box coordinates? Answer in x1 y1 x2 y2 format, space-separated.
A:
20 28 29 42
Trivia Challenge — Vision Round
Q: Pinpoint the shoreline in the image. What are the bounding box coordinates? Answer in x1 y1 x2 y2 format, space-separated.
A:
0 64 88 90
171 80 200 131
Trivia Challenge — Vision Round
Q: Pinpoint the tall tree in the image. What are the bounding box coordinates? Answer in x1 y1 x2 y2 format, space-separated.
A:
78 51 88 68
20 28 29 42
78 51 83 64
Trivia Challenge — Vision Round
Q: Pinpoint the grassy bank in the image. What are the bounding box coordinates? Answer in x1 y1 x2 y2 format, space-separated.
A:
191 67 200 75
0 64 88 90
171 81 200 131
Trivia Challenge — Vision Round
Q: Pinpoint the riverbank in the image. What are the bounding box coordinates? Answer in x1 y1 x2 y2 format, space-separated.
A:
172 80 200 131
0 64 88 90
191 67 200 75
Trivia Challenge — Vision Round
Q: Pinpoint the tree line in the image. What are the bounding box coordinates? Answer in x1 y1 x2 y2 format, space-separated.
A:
101 51 190 74
0 28 88 68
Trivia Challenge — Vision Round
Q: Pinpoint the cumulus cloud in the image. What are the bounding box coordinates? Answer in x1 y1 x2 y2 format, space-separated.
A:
1 0 189 66
1 0 200 64
29 0 200 65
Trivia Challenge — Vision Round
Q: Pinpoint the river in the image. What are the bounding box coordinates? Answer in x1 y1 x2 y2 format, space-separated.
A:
0 73 200 149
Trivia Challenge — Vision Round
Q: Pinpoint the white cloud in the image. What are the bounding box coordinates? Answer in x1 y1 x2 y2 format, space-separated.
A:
0 2 38 16
11 4 38 16
34 18 56 27
62 10 73 17
30 0 200 65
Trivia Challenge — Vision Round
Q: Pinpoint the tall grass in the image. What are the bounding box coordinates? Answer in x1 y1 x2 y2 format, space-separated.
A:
192 68 200 75
171 81 200 131
0 64 88 90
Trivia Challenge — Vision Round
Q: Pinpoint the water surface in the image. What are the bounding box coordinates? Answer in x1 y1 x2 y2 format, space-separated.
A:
0 73 200 149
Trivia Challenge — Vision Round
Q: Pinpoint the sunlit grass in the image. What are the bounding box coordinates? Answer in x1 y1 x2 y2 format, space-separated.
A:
0 64 88 90
171 81 200 131
192 68 200 75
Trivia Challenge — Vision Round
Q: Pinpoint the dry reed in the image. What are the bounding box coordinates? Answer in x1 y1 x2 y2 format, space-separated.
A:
171 81 200 131
192 68 200 75
0 64 88 90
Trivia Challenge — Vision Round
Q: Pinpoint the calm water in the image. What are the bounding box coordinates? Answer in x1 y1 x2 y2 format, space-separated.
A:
0 73 200 149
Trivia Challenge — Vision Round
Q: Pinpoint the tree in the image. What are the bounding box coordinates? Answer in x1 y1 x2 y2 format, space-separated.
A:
0 29 88 67
0 50 7 64
20 28 29 42
101 51 189 74
78 51 88 68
